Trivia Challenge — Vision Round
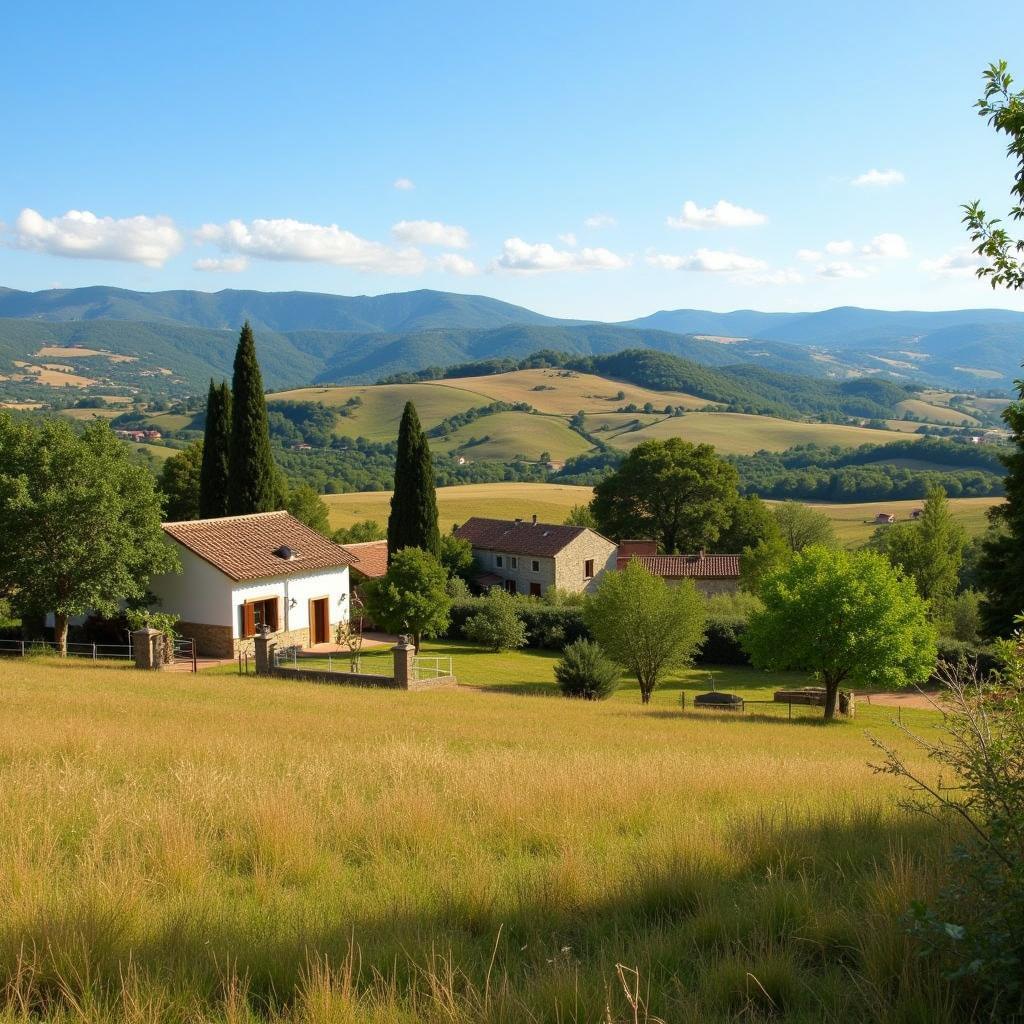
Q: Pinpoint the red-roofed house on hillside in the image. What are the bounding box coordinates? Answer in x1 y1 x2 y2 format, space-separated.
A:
616 540 741 596
149 511 356 657
339 539 388 582
455 515 617 596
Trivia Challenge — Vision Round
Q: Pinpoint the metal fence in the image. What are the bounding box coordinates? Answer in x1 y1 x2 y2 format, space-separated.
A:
412 654 453 681
679 692 926 726
0 637 134 660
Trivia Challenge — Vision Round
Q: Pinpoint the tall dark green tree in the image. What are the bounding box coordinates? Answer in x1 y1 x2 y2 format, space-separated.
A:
227 322 277 515
199 379 232 518
387 401 440 561
978 386 1024 635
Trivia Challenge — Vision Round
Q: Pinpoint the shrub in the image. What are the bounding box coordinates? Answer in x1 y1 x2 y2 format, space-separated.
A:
463 589 528 652
554 639 620 699
448 599 589 649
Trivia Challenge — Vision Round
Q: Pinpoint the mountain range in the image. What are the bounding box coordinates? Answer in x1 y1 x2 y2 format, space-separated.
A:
1 285 1022 393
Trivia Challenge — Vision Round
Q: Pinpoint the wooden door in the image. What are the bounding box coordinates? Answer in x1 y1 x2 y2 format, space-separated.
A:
309 598 329 645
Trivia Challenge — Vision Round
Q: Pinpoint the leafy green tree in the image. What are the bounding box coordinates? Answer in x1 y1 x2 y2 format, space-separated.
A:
285 483 331 537
871 488 965 613
591 438 739 553
743 546 937 720
716 494 781 552
439 533 475 581
584 560 707 703
228 322 277 515
963 61 1024 291
564 503 597 529
333 519 385 544
772 501 836 552
739 534 792 594
555 638 620 700
199 379 231 518
387 402 440 561
0 415 180 652
158 440 203 521
362 547 450 652
978 380 1024 635
463 588 528 652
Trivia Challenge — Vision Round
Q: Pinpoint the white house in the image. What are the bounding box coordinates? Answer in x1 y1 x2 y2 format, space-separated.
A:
151 511 355 657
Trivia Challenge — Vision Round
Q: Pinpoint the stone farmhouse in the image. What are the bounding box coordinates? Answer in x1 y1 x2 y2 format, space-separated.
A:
455 515 617 596
150 511 355 657
616 540 740 596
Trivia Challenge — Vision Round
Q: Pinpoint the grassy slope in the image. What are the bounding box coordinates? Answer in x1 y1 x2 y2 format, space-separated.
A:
895 398 979 426
326 482 594 531
430 411 593 462
609 412 910 455
326 482 1001 544
0 657 955 1023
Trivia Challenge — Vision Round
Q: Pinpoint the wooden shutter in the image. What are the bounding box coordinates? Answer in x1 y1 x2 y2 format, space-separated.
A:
243 602 255 637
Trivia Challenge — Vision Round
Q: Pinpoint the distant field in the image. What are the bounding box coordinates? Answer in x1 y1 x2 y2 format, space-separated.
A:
798 496 1002 545
60 407 121 420
610 412 909 454
895 398 978 426
430 411 592 462
435 367 713 415
270 382 488 441
326 482 593 531
129 441 176 462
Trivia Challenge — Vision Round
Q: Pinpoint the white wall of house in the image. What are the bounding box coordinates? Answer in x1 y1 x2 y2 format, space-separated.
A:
149 544 350 638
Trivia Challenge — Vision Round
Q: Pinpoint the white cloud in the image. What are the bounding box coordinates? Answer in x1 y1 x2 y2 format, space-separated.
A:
816 261 871 279
195 217 426 274
861 232 909 259
583 213 617 228
743 268 804 286
437 252 479 276
920 247 984 278
10 207 183 267
666 199 767 230
796 248 822 262
493 237 628 273
852 168 905 187
393 177 415 190
646 248 767 272
825 239 854 255
391 219 470 248
558 232 578 246
193 256 248 273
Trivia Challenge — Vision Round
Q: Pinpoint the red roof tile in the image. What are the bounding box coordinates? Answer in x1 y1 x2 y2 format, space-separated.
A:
340 539 389 579
455 516 597 557
616 553 741 579
162 511 354 582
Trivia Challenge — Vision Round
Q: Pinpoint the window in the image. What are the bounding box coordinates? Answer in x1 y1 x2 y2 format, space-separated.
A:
529 582 542 597
242 597 279 637
504 579 517 595
509 556 518 569
584 559 595 579
531 560 540 572
496 555 503 568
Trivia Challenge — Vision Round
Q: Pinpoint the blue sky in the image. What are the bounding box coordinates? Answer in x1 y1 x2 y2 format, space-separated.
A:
2 0 1023 319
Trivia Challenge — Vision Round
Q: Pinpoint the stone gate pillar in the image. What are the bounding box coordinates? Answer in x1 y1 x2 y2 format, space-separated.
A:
254 631 276 675
392 636 416 689
132 627 163 670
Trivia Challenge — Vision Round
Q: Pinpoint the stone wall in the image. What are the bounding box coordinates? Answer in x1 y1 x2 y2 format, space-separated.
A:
268 666 458 690
176 621 311 659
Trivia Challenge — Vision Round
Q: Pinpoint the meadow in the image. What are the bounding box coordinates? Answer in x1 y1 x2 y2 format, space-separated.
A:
325 481 1002 545
0 656 961 1023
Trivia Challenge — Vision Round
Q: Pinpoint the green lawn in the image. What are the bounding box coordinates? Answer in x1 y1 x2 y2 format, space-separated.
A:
430 411 594 462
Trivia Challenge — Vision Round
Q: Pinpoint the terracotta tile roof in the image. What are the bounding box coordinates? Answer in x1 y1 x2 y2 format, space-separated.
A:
340 539 388 579
162 511 355 582
455 516 597 557
616 553 741 579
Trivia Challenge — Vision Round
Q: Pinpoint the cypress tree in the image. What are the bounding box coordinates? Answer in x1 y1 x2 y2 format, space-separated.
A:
199 379 232 518
227 322 277 515
387 401 440 561
978 383 1024 636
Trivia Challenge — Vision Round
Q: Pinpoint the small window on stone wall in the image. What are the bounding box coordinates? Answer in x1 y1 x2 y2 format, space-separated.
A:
584 559 595 579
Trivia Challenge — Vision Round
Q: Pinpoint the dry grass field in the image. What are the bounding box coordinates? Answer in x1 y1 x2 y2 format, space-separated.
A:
326 482 593 532
0 656 961 1023
430 411 593 462
614 413 910 455
894 398 979 426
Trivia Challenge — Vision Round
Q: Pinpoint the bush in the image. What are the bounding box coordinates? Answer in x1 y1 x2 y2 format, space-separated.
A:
698 616 750 665
463 589 528 652
555 639 620 700
448 599 589 649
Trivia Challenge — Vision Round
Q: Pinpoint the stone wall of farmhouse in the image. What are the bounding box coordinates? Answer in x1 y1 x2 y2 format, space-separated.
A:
555 532 618 594
178 621 314 659
662 577 740 596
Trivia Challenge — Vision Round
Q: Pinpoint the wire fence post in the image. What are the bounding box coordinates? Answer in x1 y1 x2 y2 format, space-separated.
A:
92 642 97 661
20 639 25 657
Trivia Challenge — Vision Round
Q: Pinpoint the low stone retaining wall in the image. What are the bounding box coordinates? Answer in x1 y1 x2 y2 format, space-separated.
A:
268 666 458 690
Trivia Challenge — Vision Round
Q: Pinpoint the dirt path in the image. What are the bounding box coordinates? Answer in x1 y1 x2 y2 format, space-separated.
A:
855 690 941 710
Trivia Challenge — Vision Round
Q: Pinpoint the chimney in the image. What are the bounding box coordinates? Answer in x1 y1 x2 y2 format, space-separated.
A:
531 513 537 525
698 548 706 559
